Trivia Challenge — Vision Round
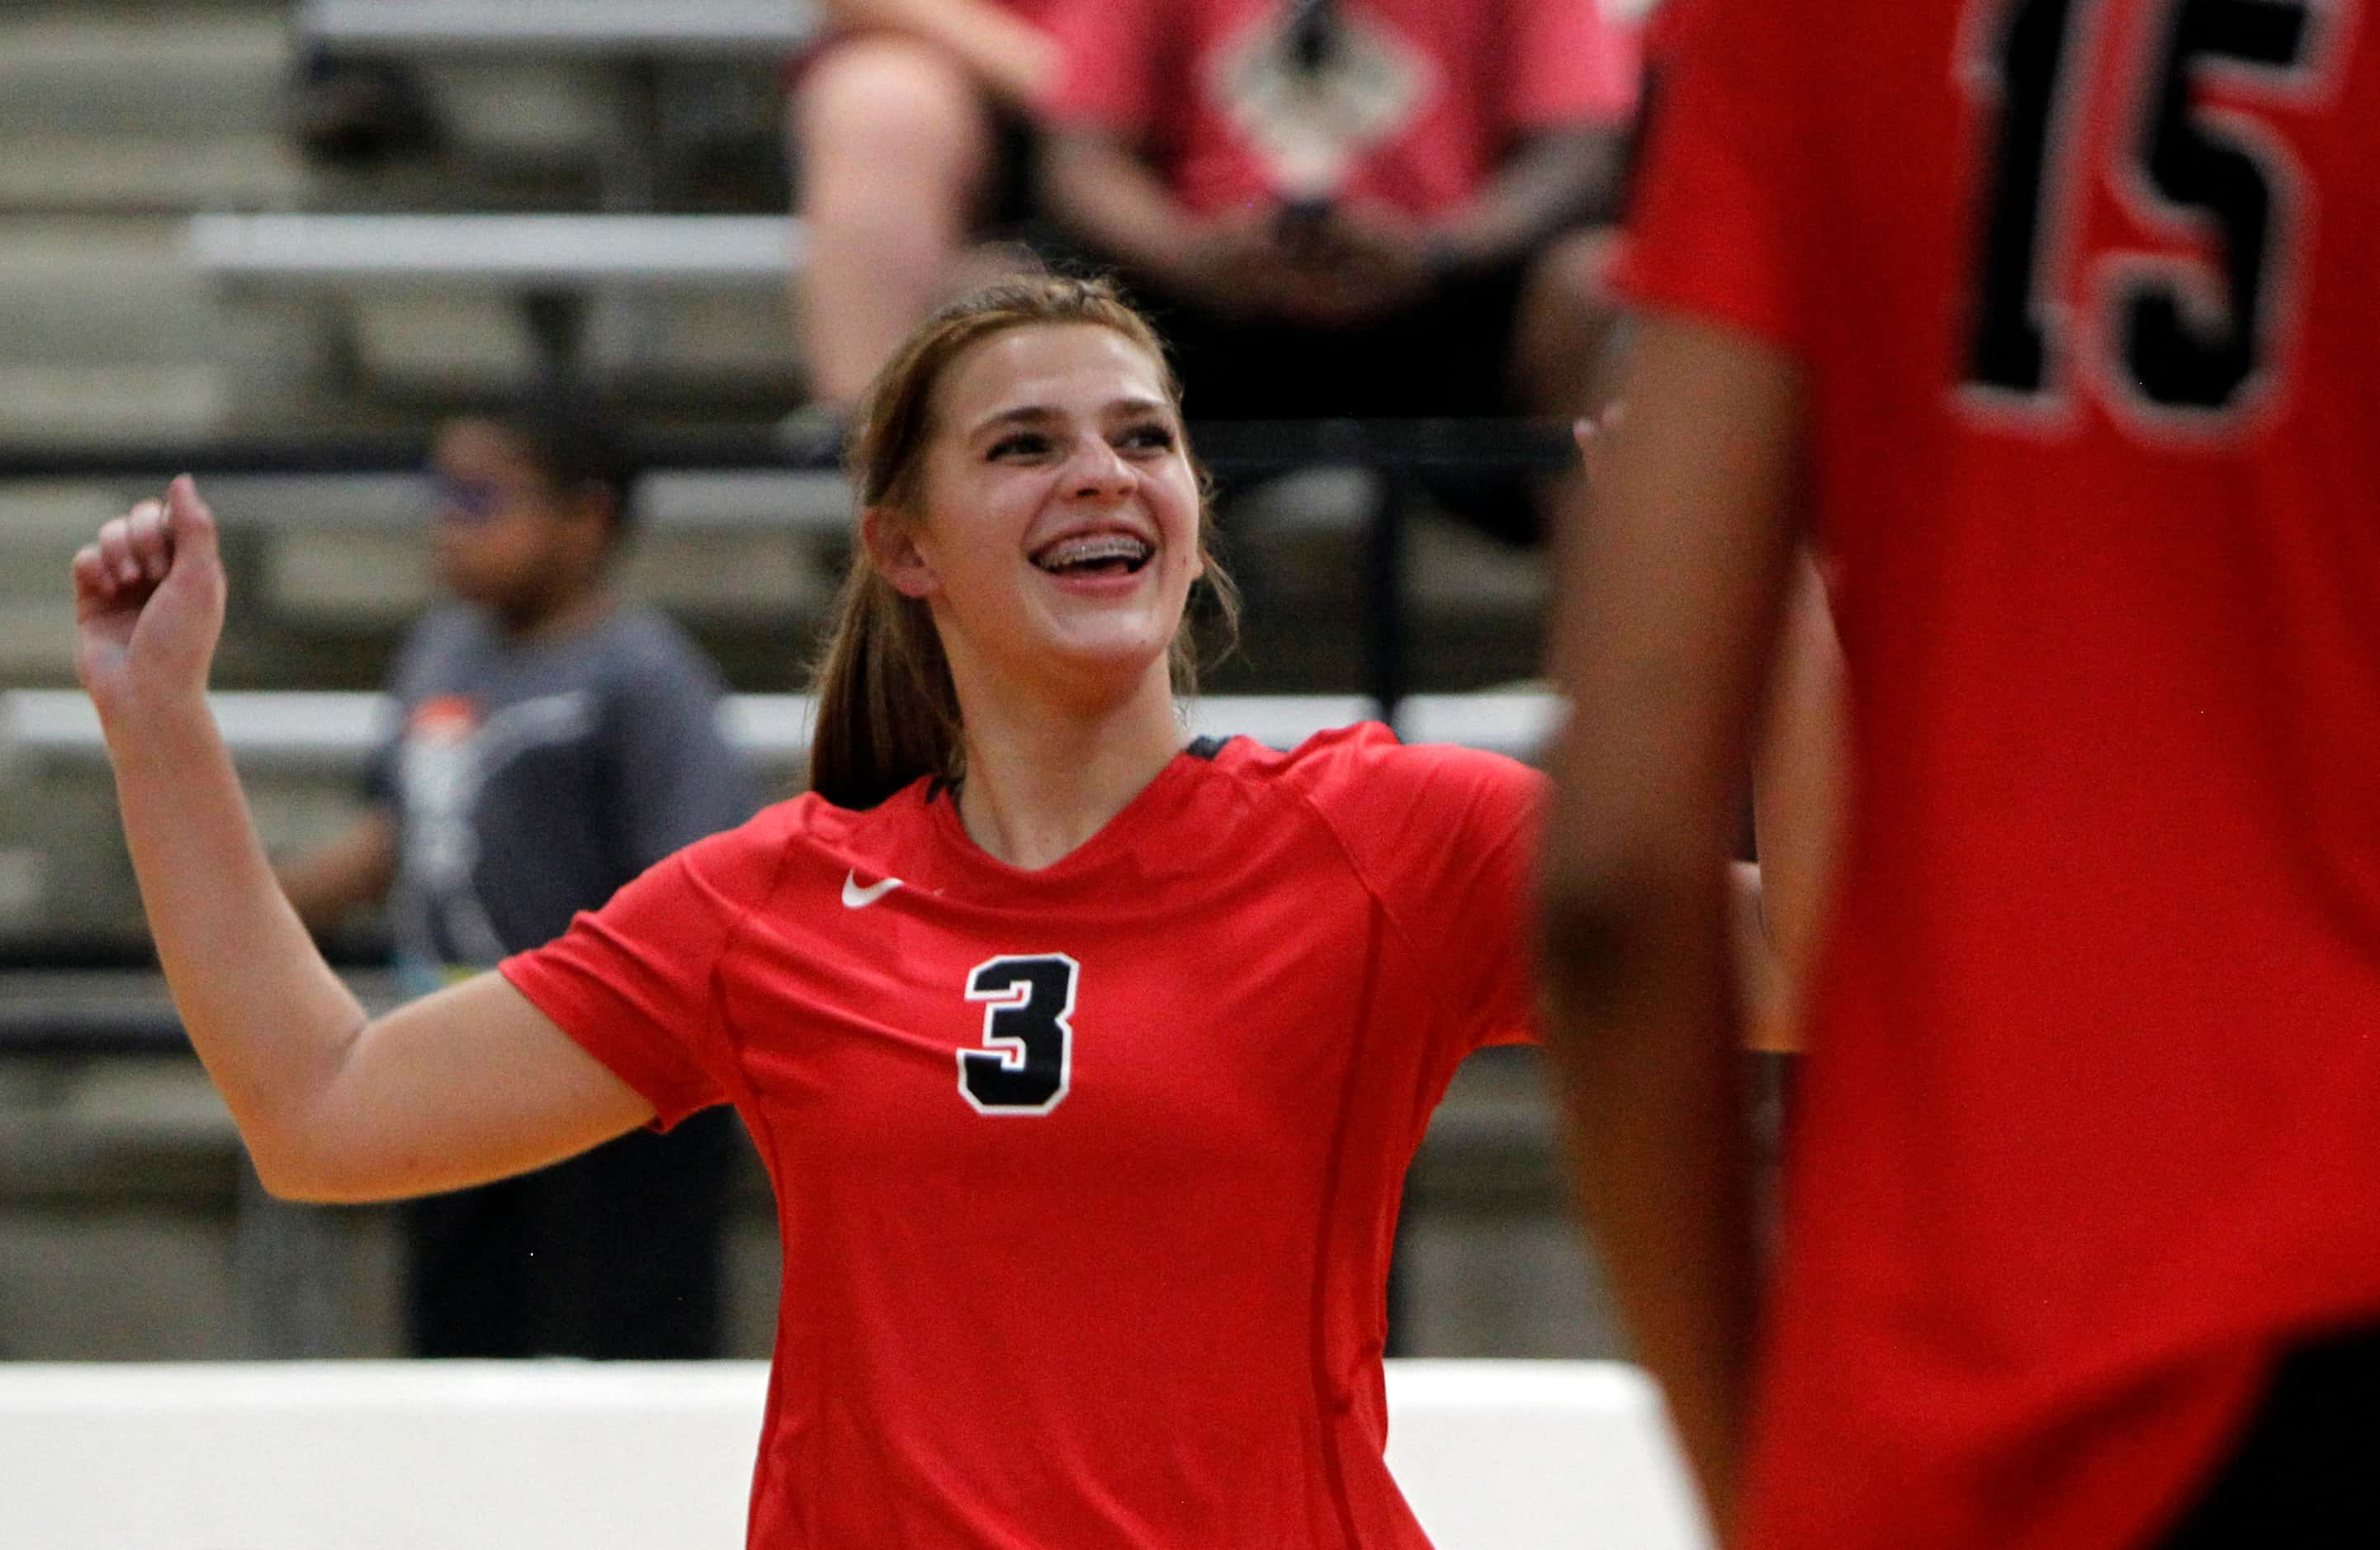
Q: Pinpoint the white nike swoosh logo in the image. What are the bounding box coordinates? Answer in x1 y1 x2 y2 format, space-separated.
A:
841 871 904 909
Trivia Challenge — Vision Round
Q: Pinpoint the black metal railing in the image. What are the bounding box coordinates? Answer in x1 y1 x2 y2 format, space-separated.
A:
1 417 1578 719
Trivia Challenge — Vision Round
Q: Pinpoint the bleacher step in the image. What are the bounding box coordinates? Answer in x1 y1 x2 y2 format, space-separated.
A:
0 135 300 215
0 600 78 683
0 484 126 553
0 363 230 442
0 219 226 366
0 16 288 139
0 485 106 681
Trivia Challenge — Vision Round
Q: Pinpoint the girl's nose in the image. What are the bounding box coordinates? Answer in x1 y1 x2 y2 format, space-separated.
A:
1067 437 1135 499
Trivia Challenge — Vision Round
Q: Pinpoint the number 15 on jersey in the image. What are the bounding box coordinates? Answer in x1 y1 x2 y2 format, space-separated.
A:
1962 0 2348 428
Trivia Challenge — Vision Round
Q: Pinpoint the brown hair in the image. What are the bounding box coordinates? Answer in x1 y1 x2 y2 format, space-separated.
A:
807 275 1240 810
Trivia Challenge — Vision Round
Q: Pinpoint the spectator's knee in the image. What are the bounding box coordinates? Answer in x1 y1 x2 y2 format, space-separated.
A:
792 36 993 189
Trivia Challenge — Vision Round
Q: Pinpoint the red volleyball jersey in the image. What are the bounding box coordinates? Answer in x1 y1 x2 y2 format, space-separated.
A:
502 725 1540 1548
1617 2 2380 1548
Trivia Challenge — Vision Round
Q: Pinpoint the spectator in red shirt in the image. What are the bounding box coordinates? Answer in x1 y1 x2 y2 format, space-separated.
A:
786 0 1069 441
1040 0 1641 541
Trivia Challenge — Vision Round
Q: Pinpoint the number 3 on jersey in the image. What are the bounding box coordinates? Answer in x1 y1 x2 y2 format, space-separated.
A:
958 955 1077 1115
1966 0 2340 422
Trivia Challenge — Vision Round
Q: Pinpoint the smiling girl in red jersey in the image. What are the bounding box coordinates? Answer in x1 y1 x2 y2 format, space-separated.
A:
1543 1 2380 1547
78 274 1634 1548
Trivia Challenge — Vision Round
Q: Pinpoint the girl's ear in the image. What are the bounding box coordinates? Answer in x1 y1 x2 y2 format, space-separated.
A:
862 506 939 599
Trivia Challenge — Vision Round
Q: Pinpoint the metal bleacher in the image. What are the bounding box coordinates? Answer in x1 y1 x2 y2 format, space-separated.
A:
300 0 821 54
0 685 1559 777
188 211 800 379
189 212 797 286
0 677 1556 955
0 0 1602 1372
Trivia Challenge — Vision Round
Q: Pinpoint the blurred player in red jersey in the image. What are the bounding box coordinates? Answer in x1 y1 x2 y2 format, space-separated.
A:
73 275 1829 1547
1542 0 2380 1546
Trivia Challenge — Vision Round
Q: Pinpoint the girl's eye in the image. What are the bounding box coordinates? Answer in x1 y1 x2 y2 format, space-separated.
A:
988 432 1052 460
1118 423 1177 452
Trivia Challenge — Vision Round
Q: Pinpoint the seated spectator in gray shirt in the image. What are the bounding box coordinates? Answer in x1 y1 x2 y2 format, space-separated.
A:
279 390 757 1359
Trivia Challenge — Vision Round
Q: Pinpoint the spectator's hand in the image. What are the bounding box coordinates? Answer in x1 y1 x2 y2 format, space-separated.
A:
1281 202 1436 325
73 476 228 722
1168 210 1313 320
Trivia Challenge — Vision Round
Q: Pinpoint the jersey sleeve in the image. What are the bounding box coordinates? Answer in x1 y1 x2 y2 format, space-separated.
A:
1040 0 1166 139
499 814 787 1130
1507 0 1642 130
1298 728 1546 1056
1609 0 1808 354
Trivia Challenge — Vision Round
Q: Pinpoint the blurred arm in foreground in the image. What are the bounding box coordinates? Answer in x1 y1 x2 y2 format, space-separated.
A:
1539 315 1806 1538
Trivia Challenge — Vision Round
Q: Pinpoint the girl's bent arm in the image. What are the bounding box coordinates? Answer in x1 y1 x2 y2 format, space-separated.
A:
77 480 652 1203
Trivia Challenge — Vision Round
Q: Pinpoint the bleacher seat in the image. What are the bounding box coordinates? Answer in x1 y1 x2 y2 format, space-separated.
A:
0 688 1554 776
188 213 798 287
300 0 821 55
